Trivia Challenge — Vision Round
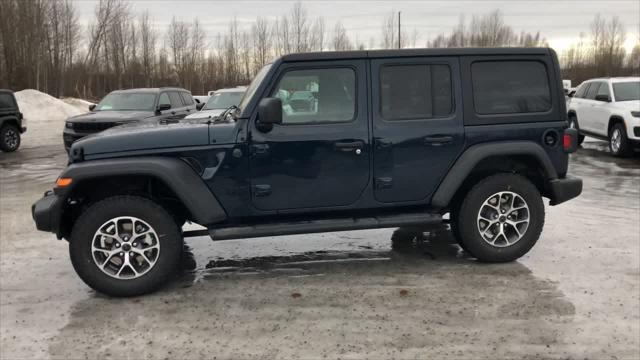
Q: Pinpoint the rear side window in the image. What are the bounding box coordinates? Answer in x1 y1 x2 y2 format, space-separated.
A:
169 92 183 108
0 93 16 109
380 64 452 120
471 61 551 114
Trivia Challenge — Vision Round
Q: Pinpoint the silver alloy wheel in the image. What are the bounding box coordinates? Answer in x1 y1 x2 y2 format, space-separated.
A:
91 216 160 279
611 128 622 153
477 191 530 247
4 128 18 150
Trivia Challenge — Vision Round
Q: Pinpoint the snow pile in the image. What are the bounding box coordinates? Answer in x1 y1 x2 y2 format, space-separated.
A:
13 89 90 148
62 97 95 113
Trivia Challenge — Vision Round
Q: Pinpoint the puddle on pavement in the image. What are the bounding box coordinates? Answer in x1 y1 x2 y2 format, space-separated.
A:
47 227 576 359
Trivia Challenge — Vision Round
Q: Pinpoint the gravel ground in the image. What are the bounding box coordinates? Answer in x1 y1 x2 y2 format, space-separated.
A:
0 137 638 360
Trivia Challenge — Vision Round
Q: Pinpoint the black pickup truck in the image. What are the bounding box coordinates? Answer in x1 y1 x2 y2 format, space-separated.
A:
0 89 26 152
33 48 582 296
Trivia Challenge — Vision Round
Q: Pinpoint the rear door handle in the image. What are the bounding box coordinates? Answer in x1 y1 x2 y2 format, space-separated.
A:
424 135 453 146
334 140 364 152
253 184 272 197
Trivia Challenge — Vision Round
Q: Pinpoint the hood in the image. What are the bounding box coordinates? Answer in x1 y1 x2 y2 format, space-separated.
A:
67 110 155 123
184 108 225 120
612 100 640 112
71 118 210 158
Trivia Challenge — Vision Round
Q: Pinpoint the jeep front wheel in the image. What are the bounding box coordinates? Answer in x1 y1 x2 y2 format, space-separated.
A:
456 174 544 262
69 196 183 297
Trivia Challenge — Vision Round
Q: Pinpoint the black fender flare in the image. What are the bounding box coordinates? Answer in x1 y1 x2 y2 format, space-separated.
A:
60 157 227 225
431 141 558 208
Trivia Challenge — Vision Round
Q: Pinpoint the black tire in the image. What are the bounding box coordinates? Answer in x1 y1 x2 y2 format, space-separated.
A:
456 174 544 263
609 123 633 157
0 123 21 152
69 196 183 297
568 115 585 146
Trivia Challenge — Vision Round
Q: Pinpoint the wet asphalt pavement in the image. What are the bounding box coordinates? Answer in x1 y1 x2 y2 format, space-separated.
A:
0 140 638 359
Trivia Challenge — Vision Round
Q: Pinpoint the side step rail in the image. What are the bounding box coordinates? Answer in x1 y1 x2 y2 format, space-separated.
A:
199 212 442 241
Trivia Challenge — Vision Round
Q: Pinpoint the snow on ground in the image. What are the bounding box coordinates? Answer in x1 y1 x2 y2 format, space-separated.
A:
13 89 90 149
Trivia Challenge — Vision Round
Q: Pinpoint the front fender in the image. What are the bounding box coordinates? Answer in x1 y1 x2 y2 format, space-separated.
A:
58 157 227 225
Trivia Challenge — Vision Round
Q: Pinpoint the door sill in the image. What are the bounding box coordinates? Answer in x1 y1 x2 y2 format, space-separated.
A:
200 212 443 241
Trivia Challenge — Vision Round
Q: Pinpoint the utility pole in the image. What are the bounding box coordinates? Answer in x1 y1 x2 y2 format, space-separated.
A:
398 11 401 49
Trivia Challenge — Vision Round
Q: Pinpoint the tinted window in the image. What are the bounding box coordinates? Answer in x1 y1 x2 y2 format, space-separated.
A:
472 61 551 114
95 93 156 111
613 82 640 101
271 67 356 124
180 92 194 106
169 92 183 108
574 83 590 98
158 93 170 106
380 64 452 120
0 93 16 109
596 82 610 100
585 82 601 100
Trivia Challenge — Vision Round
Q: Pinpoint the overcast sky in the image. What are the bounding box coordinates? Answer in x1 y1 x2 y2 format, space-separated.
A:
73 0 640 52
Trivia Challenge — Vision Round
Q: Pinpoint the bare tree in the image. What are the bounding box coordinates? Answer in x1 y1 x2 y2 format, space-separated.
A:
332 21 352 51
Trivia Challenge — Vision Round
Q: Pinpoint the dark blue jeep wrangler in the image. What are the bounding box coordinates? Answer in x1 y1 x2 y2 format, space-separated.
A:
33 48 582 296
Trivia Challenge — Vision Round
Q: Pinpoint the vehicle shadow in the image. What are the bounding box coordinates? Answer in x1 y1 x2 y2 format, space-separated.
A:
48 227 578 359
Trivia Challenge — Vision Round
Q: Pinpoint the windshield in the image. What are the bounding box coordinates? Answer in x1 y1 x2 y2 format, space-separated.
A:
238 64 272 112
95 93 156 111
613 82 640 102
203 91 244 110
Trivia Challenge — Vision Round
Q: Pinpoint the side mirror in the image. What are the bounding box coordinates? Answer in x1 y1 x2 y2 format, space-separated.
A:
257 98 283 129
595 94 611 102
156 103 171 113
89 104 96 111
196 102 204 111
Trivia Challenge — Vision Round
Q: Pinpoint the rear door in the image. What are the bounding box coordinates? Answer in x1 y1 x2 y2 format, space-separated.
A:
580 81 603 133
371 57 464 203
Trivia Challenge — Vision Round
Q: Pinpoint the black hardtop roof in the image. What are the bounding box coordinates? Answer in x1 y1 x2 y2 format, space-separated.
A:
281 47 552 62
110 87 190 94
0 89 15 94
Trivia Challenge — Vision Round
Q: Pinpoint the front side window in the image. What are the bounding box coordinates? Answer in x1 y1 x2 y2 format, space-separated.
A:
596 82 611 100
574 83 590 99
585 82 601 100
472 61 551 114
180 92 194 106
169 92 183 109
613 82 640 102
271 67 356 124
203 91 245 110
95 93 157 111
158 93 170 106
380 64 452 120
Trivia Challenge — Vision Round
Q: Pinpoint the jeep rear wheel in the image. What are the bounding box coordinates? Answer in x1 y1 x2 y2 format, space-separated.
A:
456 174 544 262
69 196 183 297
0 123 21 152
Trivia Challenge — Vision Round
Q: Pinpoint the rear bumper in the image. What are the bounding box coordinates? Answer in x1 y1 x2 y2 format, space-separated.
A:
548 175 582 206
32 191 63 235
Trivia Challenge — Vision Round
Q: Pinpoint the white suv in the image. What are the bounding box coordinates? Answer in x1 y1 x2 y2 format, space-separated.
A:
567 77 640 157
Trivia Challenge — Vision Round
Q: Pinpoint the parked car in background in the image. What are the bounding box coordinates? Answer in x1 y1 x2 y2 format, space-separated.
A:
192 95 209 108
0 89 26 152
567 77 640 156
185 87 246 120
32 48 582 296
63 87 196 151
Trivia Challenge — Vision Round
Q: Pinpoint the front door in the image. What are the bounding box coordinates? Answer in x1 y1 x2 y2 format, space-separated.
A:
249 60 370 211
371 57 464 203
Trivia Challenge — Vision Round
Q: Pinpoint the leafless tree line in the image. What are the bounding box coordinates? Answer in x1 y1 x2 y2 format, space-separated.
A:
563 15 639 84
0 1 638 100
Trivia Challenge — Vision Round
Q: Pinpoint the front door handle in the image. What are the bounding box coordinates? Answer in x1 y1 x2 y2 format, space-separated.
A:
253 184 271 197
424 135 453 146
